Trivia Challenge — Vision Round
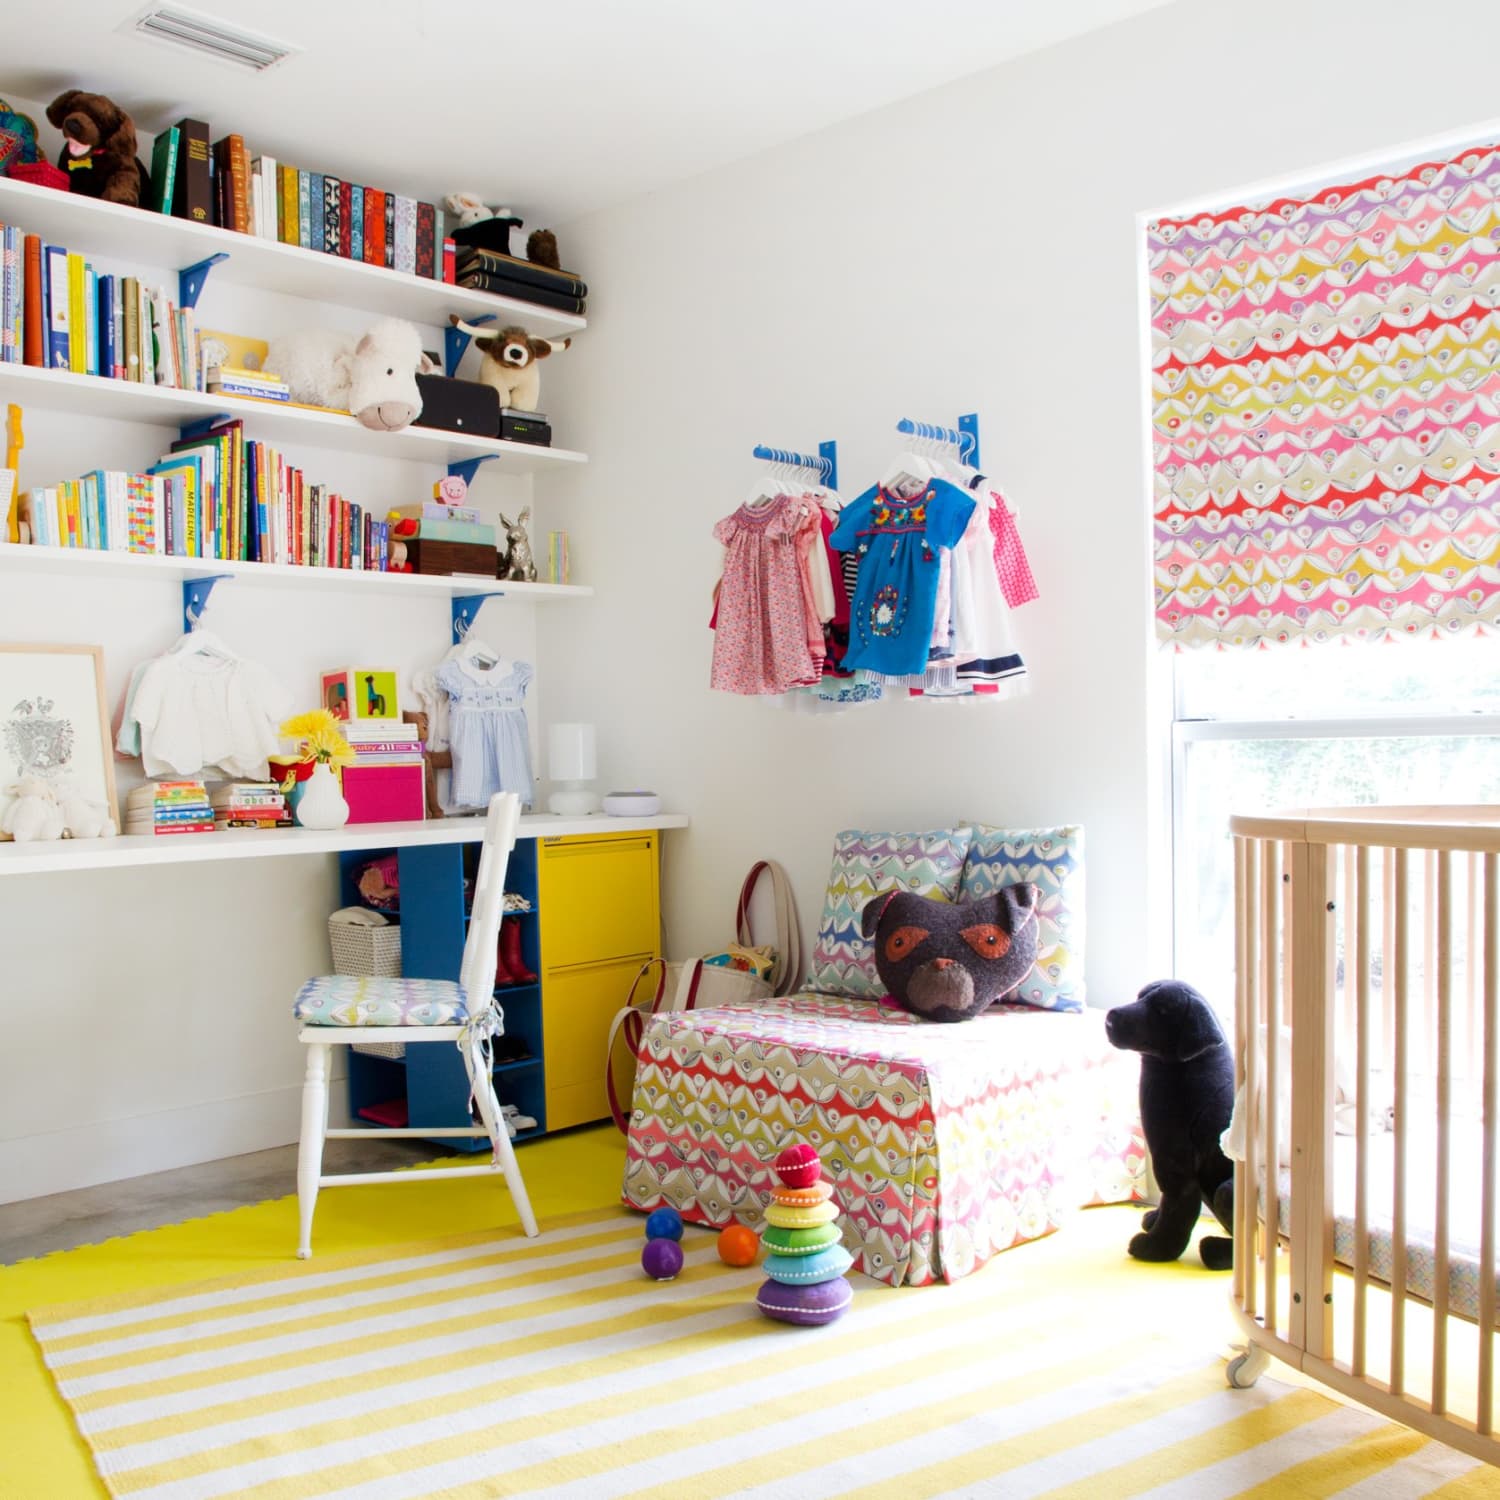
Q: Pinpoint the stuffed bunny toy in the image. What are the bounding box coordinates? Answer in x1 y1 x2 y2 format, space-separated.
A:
1 777 66 841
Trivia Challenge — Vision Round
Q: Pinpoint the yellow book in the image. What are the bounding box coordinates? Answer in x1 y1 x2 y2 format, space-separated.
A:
279 165 298 246
66 254 86 375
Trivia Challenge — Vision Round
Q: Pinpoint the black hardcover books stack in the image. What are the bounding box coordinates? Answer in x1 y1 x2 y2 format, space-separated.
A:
452 245 587 317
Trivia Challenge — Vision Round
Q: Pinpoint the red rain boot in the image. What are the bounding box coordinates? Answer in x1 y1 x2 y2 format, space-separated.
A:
494 933 516 988
501 917 537 984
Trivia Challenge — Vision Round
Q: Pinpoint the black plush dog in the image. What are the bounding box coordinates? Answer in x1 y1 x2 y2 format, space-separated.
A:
1105 979 1235 1270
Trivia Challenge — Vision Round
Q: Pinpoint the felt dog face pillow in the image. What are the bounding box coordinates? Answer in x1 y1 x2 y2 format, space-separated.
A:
860 884 1039 1023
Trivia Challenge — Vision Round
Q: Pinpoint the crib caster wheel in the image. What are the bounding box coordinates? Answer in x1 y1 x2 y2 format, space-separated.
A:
1227 1345 1270 1389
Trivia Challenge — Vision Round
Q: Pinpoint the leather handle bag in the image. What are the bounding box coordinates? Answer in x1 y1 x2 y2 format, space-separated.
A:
736 859 802 997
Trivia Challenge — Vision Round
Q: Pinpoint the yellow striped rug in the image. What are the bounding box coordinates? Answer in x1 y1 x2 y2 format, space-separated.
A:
26 1205 1493 1499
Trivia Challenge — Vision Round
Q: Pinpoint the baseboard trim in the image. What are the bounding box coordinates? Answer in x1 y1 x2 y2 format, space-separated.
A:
1 1078 354 1203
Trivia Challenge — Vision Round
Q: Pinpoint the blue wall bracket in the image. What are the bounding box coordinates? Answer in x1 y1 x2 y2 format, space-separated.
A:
448 455 500 489
451 592 504 645
957 412 980 472
445 315 496 378
179 253 229 311
182 574 232 633
752 440 838 490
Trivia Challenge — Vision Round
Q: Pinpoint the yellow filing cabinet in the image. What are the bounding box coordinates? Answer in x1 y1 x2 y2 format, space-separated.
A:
538 830 660 1130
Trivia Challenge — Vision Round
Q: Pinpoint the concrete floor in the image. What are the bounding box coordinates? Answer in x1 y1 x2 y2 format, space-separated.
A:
0 1137 450 1263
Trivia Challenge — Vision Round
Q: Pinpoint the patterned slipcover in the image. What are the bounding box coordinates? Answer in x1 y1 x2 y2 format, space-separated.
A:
293 974 470 1027
622 992 1147 1286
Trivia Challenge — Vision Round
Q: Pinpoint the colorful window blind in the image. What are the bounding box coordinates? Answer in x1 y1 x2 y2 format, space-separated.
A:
1149 144 1500 649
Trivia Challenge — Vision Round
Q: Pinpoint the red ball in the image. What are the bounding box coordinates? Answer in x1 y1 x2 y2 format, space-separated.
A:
717 1223 760 1267
641 1238 684 1280
774 1143 822 1189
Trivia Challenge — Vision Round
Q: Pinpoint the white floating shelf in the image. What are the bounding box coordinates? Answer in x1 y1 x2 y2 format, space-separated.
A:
0 813 688 877
0 542 593 600
0 176 586 340
0 363 587 471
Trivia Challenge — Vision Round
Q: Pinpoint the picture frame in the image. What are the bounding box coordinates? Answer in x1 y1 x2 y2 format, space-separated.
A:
0 643 118 839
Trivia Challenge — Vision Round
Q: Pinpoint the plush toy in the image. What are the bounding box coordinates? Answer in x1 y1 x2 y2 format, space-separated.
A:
448 318 569 412
443 192 517 230
58 789 117 839
385 513 417 572
860 884 1039 1023
0 98 41 168
265 320 435 431
1105 979 1235 1270
1 777 66 842
45 90 151 206
498 507 536 582
526 229 561 270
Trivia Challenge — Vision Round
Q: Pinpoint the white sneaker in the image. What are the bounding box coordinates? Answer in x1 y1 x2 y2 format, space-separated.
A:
501 1103 538 1132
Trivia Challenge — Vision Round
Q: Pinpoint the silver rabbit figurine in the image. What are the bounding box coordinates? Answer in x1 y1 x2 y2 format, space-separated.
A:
498 506 537 582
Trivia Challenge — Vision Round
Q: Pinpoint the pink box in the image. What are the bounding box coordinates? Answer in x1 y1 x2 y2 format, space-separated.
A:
342 762 425 824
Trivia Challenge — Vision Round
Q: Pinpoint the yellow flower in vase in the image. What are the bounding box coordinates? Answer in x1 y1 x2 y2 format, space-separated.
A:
279 708 356 769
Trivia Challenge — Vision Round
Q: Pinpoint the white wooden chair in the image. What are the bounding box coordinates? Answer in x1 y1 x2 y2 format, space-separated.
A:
292 791 538 1257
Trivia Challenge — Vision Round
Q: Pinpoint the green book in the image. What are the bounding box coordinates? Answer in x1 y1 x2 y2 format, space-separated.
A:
419 518 496 546
150 126 179 216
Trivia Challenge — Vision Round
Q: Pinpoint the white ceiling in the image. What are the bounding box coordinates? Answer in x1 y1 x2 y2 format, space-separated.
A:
4 0 1170 227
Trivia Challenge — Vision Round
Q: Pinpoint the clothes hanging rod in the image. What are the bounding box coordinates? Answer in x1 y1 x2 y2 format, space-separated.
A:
896 415 980 470
751 441 838 489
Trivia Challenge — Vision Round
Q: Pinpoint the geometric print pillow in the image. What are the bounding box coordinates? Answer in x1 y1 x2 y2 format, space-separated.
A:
806 827 973 999
959 825 1085 1013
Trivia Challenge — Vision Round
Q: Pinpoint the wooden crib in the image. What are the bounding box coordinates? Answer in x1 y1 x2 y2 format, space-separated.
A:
1229 806 1500 1466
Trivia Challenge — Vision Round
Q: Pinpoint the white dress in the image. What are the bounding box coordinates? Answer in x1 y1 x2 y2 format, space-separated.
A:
434 657 535 810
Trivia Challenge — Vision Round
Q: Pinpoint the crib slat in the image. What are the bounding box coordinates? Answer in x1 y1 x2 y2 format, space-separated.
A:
1264 839 1283 1336
1353 844 1371 1379
1392 846 1410 1399
1433 850 1453 1416
1480 851 1498 1437
1234 834 1254 1313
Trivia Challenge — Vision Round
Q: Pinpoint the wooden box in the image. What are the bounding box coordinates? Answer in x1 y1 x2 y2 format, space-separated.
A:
405 537 497 578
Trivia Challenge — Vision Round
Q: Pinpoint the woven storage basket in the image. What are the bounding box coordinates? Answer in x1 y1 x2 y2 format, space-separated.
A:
328 917 407 1059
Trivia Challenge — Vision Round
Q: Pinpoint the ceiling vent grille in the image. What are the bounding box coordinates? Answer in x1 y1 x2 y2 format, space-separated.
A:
128 5 297 71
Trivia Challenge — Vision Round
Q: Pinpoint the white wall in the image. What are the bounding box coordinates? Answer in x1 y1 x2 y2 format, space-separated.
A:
535 0 1500 998
0 95 550 1200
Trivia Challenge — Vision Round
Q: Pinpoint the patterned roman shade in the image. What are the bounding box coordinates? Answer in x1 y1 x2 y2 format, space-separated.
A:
1150 143 1500 648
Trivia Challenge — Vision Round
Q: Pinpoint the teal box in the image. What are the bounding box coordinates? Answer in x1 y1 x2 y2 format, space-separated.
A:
418 519 496 546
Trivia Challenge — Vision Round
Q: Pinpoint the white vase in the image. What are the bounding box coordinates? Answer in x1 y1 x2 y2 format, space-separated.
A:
297 762 349 830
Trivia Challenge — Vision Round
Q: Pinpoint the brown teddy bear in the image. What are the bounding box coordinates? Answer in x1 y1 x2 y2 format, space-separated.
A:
46 90 151 206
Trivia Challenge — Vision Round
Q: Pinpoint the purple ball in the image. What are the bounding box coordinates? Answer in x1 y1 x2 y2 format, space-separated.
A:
644 1207 684 1241
642 1238 685 1280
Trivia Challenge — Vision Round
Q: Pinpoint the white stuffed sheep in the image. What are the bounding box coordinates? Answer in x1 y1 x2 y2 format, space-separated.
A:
59 790 117 839
265 319 435 431
1 777 66 842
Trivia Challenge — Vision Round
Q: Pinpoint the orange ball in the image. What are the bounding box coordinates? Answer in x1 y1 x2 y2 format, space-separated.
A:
717 1223 761 1267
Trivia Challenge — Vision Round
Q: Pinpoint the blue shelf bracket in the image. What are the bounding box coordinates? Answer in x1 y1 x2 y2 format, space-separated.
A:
957 412 981 471
818 439 838 492
447 455 500 489
445 315 495 378
178 253 229 311
451 592 504 645
182 574 232 633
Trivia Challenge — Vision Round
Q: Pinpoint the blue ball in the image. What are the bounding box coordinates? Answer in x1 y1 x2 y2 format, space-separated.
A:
644 1207 684 1241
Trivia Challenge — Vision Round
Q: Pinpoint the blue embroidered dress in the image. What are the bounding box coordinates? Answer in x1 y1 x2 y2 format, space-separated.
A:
435 657 535 809
829 478 975 675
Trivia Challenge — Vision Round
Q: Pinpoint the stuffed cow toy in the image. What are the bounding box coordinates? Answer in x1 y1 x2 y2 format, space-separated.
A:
266 319 434 431
861 884 1039 1023
1105 979 1235 1269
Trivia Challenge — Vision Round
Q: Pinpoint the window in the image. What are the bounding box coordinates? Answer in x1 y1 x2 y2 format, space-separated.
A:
1170 638 1500 1001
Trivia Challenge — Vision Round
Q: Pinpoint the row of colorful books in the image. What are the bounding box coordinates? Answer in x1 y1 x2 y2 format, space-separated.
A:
125 779 214 836
0 223 203 384
20 420 393 568
210 782 290 830
346 721 424 767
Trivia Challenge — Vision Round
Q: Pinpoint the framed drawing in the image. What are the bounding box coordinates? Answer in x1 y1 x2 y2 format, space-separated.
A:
0 644 118 839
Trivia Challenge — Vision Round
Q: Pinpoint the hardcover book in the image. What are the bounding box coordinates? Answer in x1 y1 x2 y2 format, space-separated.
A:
171 118 211 224
150 126 179 216
456 271 586 315
322 175 340 255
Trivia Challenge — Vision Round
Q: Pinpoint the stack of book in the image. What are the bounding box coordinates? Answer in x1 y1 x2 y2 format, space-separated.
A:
210 782 291 829
125 780 214 836
345 722 424 768
206 365 290 402
388 499 494 549
454 245 587 316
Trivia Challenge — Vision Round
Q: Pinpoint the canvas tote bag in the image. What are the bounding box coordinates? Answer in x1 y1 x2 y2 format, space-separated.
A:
606 860 802 1131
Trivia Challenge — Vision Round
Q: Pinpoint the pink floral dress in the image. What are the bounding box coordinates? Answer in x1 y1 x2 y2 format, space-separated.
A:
711 495 824 695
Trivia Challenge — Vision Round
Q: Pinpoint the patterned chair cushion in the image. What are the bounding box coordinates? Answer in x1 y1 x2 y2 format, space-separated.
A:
806 827 973 999
959 825 1085 1012
293 974 470 1027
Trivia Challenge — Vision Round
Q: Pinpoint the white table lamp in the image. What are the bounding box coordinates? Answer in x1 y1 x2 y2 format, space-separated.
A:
548 722 599 815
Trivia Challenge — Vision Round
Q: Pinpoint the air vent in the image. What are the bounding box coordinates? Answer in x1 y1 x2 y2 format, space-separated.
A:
127 5 298 72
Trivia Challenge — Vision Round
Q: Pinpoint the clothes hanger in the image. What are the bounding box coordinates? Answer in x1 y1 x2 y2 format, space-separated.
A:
170 610 237 660
453 615 503 672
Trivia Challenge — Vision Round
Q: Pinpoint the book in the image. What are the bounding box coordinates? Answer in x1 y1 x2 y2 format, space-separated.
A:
442 238 456 284
150 126 179 215
98 275 115 381
297 170 312 249
391 501 481 524
310 172 325 254
364 188 385 265
251 154 276 240
22 233 41 367
322 175 340 254
418 518 495 546
66 253 86 375
0 225 15 364
209 379 289 401
415 201 435 278
279 164 298 245
393 196 416 275
350 183 364 261
456 271 586 315
338 180 353 258
454 245 587 297
384 193 394 268
122 275 139 381
171 118 212 224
